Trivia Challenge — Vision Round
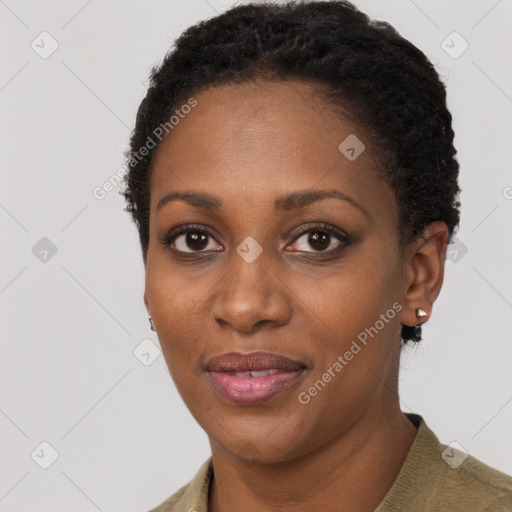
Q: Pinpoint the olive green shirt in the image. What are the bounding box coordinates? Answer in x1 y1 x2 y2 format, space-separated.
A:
148 413 512 511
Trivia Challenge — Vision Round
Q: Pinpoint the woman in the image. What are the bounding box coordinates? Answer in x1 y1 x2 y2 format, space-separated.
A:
122 1 512 510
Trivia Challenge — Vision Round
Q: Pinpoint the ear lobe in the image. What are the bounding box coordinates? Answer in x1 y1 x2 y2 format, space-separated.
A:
400 221 449 327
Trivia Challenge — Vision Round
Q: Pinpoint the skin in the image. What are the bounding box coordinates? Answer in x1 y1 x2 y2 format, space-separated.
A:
143 80 448 512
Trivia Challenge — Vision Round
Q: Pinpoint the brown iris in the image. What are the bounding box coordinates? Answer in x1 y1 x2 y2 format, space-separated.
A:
308 231 330 251
186 231 208 251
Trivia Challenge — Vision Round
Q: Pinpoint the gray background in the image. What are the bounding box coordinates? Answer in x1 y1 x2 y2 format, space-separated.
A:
1 0 511 511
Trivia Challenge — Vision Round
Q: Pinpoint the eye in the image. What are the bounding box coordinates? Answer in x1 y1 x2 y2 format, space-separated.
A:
286 224 349 253
160 225 223 253
160 223 350 256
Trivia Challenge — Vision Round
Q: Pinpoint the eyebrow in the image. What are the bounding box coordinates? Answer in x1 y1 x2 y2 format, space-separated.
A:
156 189 369 218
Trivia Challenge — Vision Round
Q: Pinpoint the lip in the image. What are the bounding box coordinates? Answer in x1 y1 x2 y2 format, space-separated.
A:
205 351 306 372
205 351 307 406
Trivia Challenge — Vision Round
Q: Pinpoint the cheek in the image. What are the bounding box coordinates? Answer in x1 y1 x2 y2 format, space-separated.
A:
293 251 400 336
146 247 213 317
291 259 403 424
289 251 403 401
145 259 211 368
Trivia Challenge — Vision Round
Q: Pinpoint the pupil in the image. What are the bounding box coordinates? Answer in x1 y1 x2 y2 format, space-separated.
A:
309 231 329 251
187 231 208 250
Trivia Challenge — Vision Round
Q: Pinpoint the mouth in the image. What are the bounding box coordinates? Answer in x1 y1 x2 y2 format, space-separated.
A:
205 351 307 406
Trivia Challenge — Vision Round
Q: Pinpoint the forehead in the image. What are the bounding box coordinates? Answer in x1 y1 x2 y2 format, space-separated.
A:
149 80 392 215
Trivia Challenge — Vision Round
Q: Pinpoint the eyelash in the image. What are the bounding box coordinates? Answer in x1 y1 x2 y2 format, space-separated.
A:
159 222 351 258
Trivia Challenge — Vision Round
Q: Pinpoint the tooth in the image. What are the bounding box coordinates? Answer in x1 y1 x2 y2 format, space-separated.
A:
250 370 270 377
268 369 279 374
234 371 250 377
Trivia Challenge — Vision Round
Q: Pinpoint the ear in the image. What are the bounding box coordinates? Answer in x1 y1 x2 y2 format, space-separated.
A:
143 290 150 315
400 221 449 328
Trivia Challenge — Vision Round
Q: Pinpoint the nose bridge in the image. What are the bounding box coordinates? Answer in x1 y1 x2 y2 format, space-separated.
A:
211 244 291 332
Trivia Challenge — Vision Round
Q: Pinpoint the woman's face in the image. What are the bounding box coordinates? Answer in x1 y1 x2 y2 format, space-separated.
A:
144 80 411 462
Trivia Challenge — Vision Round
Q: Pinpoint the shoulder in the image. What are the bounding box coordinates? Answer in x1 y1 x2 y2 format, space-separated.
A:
377 413 512 511
147 457 213 512
433 446 512 511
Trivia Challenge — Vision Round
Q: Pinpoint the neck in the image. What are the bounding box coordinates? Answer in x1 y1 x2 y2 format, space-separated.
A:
208 406 418 512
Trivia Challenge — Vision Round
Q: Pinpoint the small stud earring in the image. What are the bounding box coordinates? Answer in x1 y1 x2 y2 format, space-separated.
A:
148 316 156 331
415 308 428 319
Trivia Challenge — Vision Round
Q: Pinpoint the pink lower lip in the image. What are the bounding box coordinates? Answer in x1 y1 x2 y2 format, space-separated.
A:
208 369 305 405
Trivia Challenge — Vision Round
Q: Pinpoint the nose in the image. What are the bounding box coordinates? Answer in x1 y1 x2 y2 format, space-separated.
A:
211 251 292 334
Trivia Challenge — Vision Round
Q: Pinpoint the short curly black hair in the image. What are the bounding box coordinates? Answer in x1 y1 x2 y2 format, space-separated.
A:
122 0 461 343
